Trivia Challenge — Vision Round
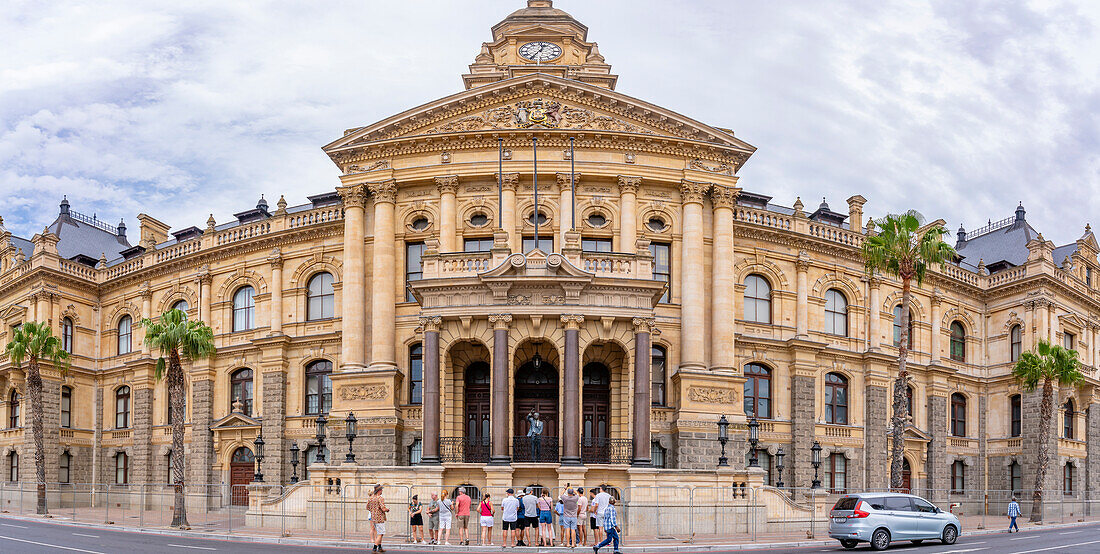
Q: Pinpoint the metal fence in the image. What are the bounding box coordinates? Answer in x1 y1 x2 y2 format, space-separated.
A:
1 482 1098 545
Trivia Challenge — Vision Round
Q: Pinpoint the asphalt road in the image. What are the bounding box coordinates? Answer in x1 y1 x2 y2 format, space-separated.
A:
1 516 1099 553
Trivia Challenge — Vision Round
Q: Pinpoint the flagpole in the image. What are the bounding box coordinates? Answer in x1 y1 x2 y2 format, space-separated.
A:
570 136 576 231
497 138 503 231
532 136 539 252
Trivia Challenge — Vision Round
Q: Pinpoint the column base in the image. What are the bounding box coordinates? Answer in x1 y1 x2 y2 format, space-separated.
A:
338 362 368 373
631 458 652 467
418 457 442 465
490 456 512 465
679 362 707 372
561 456 583 466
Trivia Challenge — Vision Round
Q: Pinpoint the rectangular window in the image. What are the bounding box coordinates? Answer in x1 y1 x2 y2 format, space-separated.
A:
951 461 965 494
581 238 613 252
651 346 667 406
405 242 425 302
1065 332 1076 351
409 439 423 465
649 242 671 303
60 387 72 428
827 454 847 493
409 344 423 404
1011 462 1022 493
1064 464 1074 495
1010 395 1022 437
463 237 493 252
115 453 128 485
1088 268 1093 288
650 442 666 468
59 452 71 484
522 236 553 254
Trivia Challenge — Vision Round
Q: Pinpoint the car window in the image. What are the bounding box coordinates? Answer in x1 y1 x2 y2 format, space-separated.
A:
912 498 937 513
864 497 886 510
833 497 859 510
884 497 912 511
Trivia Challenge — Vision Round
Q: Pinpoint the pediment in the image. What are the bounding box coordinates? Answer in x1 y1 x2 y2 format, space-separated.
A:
324 74 755 155
212 412 261 430
479 251 590 280
903 425 931 443
1 304 27 323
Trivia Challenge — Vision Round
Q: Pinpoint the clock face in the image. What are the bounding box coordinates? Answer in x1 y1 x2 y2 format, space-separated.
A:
518 41 562 62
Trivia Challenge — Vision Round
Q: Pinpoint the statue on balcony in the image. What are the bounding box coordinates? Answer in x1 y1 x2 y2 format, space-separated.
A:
526 411 544 460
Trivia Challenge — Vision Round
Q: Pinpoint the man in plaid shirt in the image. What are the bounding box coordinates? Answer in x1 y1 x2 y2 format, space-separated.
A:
593 497 620 554
1007 496 1020 533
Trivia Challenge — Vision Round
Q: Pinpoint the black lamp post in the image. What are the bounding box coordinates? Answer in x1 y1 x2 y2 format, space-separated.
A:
747 415 760 468
253 434 265 482
811 441 822 489
289 442 300 484
344 412 358 464
775 446 785 488
315 414 328 463
717 415 730 467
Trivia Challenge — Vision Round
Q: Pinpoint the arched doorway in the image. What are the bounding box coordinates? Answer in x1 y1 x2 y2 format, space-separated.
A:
230 446 255 506
514 355 558 462
900 458 912 493
582 362 611 463
464 362 491 463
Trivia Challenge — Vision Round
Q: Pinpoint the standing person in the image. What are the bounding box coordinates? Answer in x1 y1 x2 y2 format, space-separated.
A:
526 411 544 460
576 487 589 546
408 494 424 544
427 492 441 545
439 489 454 545
456 487 473 545
479 492 495 546
592 498 620 554
501 488 520 548
366 484 389 553
537 489 554 546
521 487 539 546
1007 496 1021 533
559 487 579 548
593 486 612 542
589 488 602 545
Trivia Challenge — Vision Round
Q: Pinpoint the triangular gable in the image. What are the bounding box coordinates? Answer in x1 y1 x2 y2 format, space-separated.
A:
0 304 28 323
211 412 261 430
1059 312 1088 330
324 73 755 155
903 425 931 443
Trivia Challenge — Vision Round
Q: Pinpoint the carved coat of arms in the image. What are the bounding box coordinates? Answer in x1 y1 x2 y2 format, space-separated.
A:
515 98 562 128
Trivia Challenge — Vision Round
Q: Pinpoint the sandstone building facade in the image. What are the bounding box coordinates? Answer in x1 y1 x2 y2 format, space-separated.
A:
1 1 1098 504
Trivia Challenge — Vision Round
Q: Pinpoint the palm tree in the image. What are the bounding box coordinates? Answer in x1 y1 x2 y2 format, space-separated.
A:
142 308 216 529
5 321 70 515
1012 339 1083 522
861 210 956 490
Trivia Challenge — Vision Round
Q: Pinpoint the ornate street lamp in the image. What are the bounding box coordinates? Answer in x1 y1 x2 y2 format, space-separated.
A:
253 434 265 482
345 412 358 464
289 442 300 484
747 415 760 468
315 414 328 464
811 441 822 489
717 415 730 467
775 446 785 488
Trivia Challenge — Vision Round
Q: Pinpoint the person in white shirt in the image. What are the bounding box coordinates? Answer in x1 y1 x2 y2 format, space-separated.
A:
501 488 521 547
593 486 612 533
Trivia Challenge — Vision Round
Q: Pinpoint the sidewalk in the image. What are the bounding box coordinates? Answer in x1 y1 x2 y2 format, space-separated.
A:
2 511 1099 552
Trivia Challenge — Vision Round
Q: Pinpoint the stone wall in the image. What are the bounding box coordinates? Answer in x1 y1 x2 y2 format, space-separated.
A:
791 375 816 487
926 394 948 495
189 379 215 485
261 370 287 483
864 384 889 489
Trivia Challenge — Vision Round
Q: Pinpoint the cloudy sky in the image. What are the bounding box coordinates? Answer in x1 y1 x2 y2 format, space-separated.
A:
3 0 1099 246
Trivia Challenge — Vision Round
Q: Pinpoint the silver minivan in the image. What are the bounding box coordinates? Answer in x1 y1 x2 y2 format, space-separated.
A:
828 492 960 550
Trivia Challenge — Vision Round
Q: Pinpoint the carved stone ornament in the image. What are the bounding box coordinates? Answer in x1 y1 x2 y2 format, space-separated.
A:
632 317 657 334
710 185 739 210
514 98 563 128
618 175 641 194
688 158 734 176
368 180 398 204
338 384 388 401
561 314 585 329
435 175 459 195
556 172 580 190
496 172 520 190
345 160 389 174
680 180 712 204
488 313 513 329
337 184 368 209
417 315 442 332
688 386 738 404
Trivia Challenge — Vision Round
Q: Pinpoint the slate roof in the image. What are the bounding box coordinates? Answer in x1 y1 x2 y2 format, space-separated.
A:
47 213 131 263
9 235 34 258
1052 243 1079 266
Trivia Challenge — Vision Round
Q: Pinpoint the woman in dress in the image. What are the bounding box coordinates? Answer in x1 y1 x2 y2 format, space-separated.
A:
408 494 424 543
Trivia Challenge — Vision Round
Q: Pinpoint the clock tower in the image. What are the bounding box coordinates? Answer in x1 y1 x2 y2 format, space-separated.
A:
462 0 618 90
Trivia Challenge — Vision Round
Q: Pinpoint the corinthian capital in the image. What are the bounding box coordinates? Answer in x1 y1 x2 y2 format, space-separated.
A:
368 180 398 204
618 175 641 194
337 184 369 209
710 185 740 210
680 180 712 205
556 172 580 191
435 175 459 195
560 314 585 330
496 172 520 191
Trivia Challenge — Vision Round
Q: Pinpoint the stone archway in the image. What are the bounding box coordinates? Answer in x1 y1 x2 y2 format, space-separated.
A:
229 446 255 506
582 341 630 464
512 339 561 462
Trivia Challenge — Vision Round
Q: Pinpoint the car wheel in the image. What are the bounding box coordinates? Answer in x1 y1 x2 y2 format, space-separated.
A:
911 539 923 544
840 539 858 549
870 528 891 551
941 525 958 545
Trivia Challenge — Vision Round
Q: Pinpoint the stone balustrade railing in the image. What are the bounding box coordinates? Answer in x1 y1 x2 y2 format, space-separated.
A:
581 251 636 276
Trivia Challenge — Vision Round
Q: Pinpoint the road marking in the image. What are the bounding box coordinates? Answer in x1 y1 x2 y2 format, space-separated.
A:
942 548 988 553
1010 534 1041 540
72 533 101 538
1058 530 1083 535
1010 539 1100 554
0 523 28 528
168 545 217 551
0 534 106 553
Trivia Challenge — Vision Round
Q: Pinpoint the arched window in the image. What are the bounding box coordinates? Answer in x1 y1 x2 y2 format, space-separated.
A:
115 452 129 484
824 373 848 425
233 286 255 331
59 451 71 484
305 360 333 415
1064 399 1075 439
950 321 966 362
8 390 20 428
743 363 772 419
743 274 772 324
62 317 74 353
892 306 914 347
60 386 72 428
950 393 967 437
115 386 131 429
1010 325 1022 362
7 452 17 482
1010 394 1022 437
171 299 189 316
230 369 254 416
651 345 667 406
950 460 965 494
824 289 848 336
409 343 423 404
117 315 132 355
307 273 335 320
1010 461 1022 494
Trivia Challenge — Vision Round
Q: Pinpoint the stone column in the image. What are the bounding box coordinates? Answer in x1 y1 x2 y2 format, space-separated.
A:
791 372 817 487
132 385 154 484
35 292 49 325
498 173 519 253
930 291 942 363
261 369 286 481
632 318 654 465
868 278 881 350
489 314 512 463
1086 402 1100 500
557 173 578 246
268 251 284 335
189 378 215 485
618 176 640 252
436 176 459 252
710 185 738 372
680 180 710 371
796 251 810 337
926 391 949 496
561 314 584 465
336 184 368 370
199 271 212 326
420 316 442 464
140 286 152 354
864 378 890 489
369 180 398 371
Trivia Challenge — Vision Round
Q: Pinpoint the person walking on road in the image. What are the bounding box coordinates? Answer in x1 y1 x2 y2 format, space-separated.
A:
592 486 612 545
1007 496 1021 533
366 484 389 553
592 497 620 554
455 487 473 545
479 492 495 546
501 488 520 548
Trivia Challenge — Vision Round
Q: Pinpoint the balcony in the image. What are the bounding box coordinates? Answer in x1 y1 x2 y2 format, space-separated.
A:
512 436 560 463
440 436 490 464
580 437 632 465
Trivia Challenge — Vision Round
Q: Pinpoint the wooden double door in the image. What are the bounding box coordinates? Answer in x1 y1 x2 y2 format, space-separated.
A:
464 362 491 463
229 447 255 506
581 363 611 462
